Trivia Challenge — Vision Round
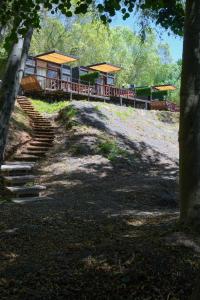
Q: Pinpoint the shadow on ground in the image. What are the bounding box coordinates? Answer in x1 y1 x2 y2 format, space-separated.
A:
1 103 198 300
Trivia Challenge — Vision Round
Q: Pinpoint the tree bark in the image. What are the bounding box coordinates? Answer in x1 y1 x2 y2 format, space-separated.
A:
179 0 200 228
0 28 33 164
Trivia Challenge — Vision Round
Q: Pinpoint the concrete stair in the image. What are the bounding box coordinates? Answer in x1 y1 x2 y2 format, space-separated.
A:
22 150 47 157
6 185 46 197
4 175 38 185
12 196 52 204
27 146 50 151
0 96 55 202
13 155 40 162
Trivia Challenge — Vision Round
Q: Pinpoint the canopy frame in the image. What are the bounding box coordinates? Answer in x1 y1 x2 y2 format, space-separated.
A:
35 50 78 65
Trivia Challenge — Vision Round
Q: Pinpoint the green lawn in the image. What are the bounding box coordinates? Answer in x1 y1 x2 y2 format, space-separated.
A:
31 99 70 114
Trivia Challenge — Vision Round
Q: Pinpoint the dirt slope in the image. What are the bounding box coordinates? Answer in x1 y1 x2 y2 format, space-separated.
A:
2 101 199 300
4 103 31 159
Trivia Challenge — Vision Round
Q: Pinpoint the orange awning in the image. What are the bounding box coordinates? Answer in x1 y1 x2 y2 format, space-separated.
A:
35 50 78 64
153 84 176 91
88 62 121 73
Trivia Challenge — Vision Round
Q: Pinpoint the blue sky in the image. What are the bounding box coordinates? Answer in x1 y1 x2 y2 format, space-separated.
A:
111 14 183 62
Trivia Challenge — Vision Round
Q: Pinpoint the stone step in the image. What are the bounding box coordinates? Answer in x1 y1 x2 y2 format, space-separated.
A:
32 127 53 131
32 125 52 129
33 127 54 131
19 104 34 107
23 109 36 113
7 185 46 197
4 161 36 166
32 132 54 135
21 105 36 111
32 135 54 139
32 122 52 126
22 150 46 157
17 100 29 103
27 146 50 151
31 117 46 120
12 196 51 204
4 175 38 185
13 155 39 162
1 164 33 172
32 137 54 141
30 141 53 147
33 134 54 142
27 113 41 116
31 121 51 125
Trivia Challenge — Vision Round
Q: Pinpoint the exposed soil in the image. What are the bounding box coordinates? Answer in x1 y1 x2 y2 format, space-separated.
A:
1 101 200 300
5 103 32 159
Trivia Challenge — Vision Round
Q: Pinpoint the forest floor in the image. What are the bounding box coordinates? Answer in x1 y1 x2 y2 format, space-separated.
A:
1 100 200 299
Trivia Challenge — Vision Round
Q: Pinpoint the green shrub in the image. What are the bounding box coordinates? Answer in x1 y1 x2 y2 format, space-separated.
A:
80 72 100 85
59 105 78 129
97 139 127 161
31 99 69 114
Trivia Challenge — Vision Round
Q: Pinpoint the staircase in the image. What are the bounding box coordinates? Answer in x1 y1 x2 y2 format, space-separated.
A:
0 96 54 203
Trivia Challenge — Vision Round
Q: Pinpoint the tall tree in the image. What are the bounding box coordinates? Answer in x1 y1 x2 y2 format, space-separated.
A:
0 28 33 162
179 0 200 229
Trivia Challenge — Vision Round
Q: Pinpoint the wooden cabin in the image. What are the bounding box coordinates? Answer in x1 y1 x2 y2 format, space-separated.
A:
149 85 179 112
22 50 78 91
20 50 150 108
72 62 119 86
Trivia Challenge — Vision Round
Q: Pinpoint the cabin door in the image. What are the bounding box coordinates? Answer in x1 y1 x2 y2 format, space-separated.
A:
37 68 47 89
47 66 60 90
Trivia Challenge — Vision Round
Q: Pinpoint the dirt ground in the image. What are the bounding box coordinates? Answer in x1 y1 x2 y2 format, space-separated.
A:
1 101 200 299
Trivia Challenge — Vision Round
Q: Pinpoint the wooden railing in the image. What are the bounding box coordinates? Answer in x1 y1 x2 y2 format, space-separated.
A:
150 100 180 112
36 75 135 99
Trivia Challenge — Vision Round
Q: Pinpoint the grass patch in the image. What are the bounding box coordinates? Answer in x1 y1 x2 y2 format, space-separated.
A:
31 99 69 114
97 138 128 162
59 104 78 129
114 107 135 121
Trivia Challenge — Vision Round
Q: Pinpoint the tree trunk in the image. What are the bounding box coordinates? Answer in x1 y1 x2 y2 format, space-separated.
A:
179 0 200 229
0 28 33 164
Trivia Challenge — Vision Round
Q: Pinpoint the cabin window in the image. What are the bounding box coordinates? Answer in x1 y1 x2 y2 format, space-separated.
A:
80 69 88 76
62 65 71 75
96 77 103 85
37 67 47 77
26 57 35 67
47 69 58 78
107 76 114 85
24 66 35 75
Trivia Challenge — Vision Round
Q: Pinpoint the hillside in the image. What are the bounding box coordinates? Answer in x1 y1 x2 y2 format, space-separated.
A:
4 103 31 159
2 100 198 300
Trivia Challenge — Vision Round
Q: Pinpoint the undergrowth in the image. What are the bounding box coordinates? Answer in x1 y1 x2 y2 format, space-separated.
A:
97 138 129 162
58 105 78 129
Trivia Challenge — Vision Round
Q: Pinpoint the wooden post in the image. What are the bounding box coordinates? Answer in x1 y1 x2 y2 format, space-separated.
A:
70 92 72 101
145 101 148 110
150 86 152 101
88 82 90 101
120 97 123 106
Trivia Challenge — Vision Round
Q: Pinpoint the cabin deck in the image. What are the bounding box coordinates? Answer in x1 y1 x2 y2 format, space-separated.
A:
21 75 150 108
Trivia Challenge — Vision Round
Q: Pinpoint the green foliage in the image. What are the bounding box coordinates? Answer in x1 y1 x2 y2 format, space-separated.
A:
31 99 69 114
97 138 127 162
58 105 78 129
30 16 181 102
80 72 100 85
135 87 168 100
114 107 135 120
0 0 184 49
